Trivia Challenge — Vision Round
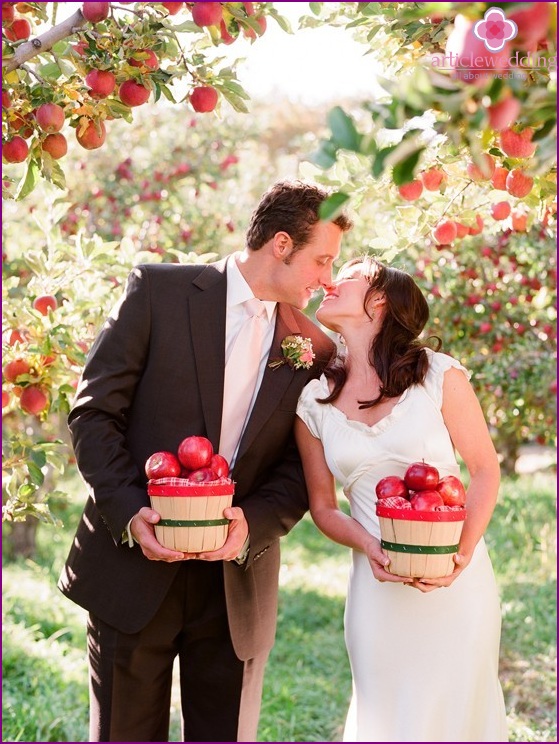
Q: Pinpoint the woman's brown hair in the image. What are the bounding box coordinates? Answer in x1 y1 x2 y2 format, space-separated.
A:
319 256 441 409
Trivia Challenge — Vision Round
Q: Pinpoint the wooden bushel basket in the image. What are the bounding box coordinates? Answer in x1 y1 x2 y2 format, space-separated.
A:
148 478 234 552
376 503 466 579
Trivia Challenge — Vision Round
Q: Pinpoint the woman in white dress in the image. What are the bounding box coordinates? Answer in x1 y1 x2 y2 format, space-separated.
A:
295 256 508 742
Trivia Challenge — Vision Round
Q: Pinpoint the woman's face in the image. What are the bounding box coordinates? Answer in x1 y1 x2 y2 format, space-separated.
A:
316 264 372 332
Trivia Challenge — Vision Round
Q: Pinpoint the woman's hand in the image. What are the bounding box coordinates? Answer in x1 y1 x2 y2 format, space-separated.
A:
405 551 473 592
364 536 413 584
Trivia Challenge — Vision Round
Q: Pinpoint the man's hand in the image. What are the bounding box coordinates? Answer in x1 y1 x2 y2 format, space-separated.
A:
195 506 249 562
130 507 185 562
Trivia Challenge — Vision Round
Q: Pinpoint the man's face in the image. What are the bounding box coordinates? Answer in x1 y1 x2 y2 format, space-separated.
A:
271 221 344 309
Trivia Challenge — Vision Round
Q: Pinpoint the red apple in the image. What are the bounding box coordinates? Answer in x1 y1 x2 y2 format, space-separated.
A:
410 490 444 511
161 1 183 14
397 180 423 201
487 96 521 132
35 102 65 133
3 358 31 382
177 435 213 470
191 2 222 27
20 385 48 416
81 2 110 23
76 119 106 150
511 211 528 232
375 475 409 500
404 461 440 491
433 220 457 245
467 153 495 181
190 86 218 113
4 17 31 40
186 467 216 483
210 453 230 478
507 2 551 47
436 475 467 507
119 80 150 107
85 68 116 98
491 166 510 190
42 132 68 159
2 390 10 408
500 128 536 158
145 450 181 479
420 168 445 191
468 215 484 236
491 201 511 221
506 169 534 198
129 49 159 71
33 294 57 315
2 4 15 23
2 136 28 163
2 89 11 108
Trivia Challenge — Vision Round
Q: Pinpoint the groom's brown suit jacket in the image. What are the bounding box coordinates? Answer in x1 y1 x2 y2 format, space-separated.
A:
58 258 336 660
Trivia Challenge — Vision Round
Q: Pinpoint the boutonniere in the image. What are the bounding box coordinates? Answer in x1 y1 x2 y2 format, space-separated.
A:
269 335 315 370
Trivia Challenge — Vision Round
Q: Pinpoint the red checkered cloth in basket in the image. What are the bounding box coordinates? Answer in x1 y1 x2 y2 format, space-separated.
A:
149 477 193 487
379 496 412 509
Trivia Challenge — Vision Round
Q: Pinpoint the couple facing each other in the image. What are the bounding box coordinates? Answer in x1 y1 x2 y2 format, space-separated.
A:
59 180 508 742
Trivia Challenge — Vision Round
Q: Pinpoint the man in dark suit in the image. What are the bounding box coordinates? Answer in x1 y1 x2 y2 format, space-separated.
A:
58 180 352 742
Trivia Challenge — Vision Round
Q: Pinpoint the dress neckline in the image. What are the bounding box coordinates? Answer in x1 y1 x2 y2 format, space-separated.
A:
318 375 410 434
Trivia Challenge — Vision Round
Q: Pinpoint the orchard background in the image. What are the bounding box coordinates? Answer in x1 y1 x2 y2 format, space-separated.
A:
2 2 557 740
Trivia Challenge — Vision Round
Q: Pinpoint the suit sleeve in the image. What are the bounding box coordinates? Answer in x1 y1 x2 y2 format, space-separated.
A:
68 266 152 544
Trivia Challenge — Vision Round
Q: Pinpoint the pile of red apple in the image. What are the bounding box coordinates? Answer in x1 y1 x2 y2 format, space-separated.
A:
145 435 230 483
376 461 466 511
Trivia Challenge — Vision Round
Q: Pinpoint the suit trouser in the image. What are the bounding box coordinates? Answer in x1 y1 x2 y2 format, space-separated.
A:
87 560 268 742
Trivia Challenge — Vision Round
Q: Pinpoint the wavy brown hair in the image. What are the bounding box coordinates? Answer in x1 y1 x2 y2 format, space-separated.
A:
319 256 441 409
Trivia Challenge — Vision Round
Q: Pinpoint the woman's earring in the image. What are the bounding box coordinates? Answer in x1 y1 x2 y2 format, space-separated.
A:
338 334 346 347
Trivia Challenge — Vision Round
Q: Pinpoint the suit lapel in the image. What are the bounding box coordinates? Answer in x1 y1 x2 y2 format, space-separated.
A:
236 303 303 462
189 259 228 449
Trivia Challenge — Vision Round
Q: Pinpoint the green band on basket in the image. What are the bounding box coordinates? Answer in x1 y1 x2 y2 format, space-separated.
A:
158 518 231 527
381 540 459 555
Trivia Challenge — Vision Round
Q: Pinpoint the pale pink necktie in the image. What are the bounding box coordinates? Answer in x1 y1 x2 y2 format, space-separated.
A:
220 298 267 467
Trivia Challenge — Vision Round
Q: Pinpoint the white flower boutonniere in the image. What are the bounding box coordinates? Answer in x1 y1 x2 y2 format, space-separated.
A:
269 335 315 370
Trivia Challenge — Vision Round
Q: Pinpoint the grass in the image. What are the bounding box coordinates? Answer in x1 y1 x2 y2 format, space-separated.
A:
2 469 556 742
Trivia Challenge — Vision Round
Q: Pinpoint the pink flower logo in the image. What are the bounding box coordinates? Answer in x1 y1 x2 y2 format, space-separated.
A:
474 7 518 52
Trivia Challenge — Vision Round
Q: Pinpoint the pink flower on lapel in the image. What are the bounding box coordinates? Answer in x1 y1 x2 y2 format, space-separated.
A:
269 335 315 370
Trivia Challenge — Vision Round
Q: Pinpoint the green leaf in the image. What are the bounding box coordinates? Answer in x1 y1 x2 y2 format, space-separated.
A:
533 119 556 141
327 107 361 152
38 62 62 81
219 86 249 114
319 192 350 221
30 449 47 469
372 146 397 178
392 148 424 185
15 159 40 201
310 140 338 170
27 462 45 487
309 2 323 15
159 84 177 103
267 7 293 34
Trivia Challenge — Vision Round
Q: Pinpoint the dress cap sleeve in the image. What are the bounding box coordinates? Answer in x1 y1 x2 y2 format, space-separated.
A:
423 349 471 409
296 376 328 439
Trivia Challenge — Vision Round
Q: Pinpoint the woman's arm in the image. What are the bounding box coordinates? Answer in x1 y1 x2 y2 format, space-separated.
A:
418 366 501 589
294 416 409 584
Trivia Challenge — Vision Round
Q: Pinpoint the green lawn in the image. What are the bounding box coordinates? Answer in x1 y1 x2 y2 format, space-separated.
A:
2 469 556 742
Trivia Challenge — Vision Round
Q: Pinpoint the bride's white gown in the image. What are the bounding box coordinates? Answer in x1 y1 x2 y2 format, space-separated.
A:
297 351 508 742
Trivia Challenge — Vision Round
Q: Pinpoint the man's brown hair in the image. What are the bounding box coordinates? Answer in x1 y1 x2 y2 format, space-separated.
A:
246 180 353 254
